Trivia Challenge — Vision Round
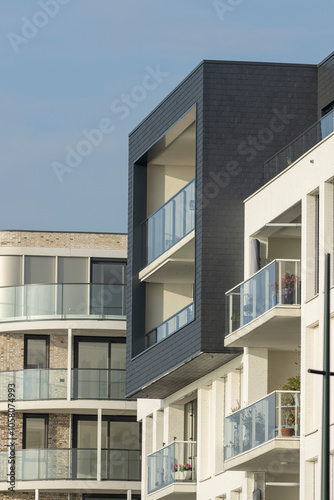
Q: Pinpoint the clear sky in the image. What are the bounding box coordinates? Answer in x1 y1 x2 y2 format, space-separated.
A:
1 0 333 233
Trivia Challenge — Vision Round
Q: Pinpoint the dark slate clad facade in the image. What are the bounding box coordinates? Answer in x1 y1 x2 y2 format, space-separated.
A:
126 55 334 400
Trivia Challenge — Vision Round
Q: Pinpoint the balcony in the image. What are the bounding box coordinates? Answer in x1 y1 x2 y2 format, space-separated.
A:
0 283 126 322
224 391 300 473
0 448 141 481
225 260 301 349
142 179 195 267
147 441 197 497
0 369 126 401
144 302 194 349
264 108 334 181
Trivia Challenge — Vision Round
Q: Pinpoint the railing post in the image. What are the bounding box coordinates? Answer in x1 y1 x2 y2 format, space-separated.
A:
277 392 282 437
278 261 282 305
67 329 72 401
97 408 102 481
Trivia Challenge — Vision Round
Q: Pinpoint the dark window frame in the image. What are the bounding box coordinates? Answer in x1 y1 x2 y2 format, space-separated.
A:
23 413 49 449
24 334 50 369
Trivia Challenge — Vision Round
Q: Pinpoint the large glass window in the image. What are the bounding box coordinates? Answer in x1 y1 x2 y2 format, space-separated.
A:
73 338 126 399
24 335 49 369
23 415 48 448
24 256 55 284
90 260 126 316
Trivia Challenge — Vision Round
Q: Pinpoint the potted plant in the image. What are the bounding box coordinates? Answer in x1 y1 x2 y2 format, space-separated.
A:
281 375 300 436
280 272 298 304
231 312 240 330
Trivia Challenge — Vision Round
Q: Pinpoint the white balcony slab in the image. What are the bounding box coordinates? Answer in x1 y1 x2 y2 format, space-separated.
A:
224 306 301 349
0 479 141 492
147 482 196 500
224 437 300 473
139 231 194 283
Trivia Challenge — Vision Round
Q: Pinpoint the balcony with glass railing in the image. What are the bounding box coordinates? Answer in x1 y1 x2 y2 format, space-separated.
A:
147 441 197 496
264 109 334 181
225 260 301 348
0 283 126 322
0 448 141 481
224 391 300 472
0 369 126 402
144 302 194 350
142 179 195 267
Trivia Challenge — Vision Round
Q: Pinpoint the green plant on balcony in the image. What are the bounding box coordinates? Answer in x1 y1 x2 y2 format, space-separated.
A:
281 375 300 433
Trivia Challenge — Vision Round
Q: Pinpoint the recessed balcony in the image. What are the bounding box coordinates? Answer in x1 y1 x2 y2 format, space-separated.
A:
144 302 194 349
0 368 126 401
0 283 126 322
147 441 197 498
141 178 195 268
224 391 300 473
0 448 141 481
225 259 301 349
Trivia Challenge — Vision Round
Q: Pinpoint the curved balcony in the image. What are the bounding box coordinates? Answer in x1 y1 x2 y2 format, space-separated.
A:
0 283 126 323
0 369 126 401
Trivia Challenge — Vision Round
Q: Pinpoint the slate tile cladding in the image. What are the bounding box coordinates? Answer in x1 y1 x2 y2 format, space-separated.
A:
126 57 325 398
318 50 334 114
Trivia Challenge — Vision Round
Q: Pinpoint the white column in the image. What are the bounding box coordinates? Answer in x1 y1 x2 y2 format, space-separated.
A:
97 408 102 481
127 490 132 500
67 328 72 401
35 489 39 500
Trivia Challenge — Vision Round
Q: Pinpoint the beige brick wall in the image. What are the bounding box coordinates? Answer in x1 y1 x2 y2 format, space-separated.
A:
50 335 67 369
0 412 23 450
0 334 24 371
0 231 127 251
48 414 70 448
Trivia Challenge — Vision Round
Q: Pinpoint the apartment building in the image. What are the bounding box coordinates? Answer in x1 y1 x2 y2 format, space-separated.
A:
0 230 141 500
127 51 334 499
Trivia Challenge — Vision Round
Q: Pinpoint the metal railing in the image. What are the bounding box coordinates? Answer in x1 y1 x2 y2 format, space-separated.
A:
142 178 195 266
144 302 194 349
147 441 197 494
225 391 300 460
225 259 300 335
0 283 126 322
264 109 334 181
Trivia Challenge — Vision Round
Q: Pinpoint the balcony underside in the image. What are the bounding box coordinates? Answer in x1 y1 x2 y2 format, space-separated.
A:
224 306 301 349
0 480 141 492
148 483 196 500
139 231 194 283
224 438 300 474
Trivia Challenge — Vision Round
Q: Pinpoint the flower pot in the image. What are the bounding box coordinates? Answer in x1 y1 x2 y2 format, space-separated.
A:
282 288 294 305
281 427 294 436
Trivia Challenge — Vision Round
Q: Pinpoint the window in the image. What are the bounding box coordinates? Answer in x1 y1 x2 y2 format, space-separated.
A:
90 260 126 316
24 335 49 369
23 414 48 448
73 337 126 399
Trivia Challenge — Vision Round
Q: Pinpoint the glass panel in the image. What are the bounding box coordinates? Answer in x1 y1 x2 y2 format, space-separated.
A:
224 391 300 460
25 417 47 449
77 420 97 448
264 109 334 180
25 284 57 317
101 449 141 480
24 256 55 284
155 302 194 343
110 343 126 369
147 441 197 494
73 369 108 399
62 283 88 316
225 260 301 335
144 179 195 265
0 256 22 286
109 421 141 450
0 370 67 401
74 449 97 479
26 337 48 369
78 342 108 368
91 261 126 285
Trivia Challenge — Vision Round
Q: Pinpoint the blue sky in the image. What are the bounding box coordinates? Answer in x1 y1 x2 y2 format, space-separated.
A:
1 0 333 233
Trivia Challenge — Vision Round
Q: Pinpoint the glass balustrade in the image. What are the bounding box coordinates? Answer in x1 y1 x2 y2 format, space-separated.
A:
0 369 67 401
225 391 300 460
225 260 300 335
0 283 126 322
101 449 141 480
142 179 195 266
145 302 194 349
264 109 334 180
72 369 125 400
147 441 197 495
0 448 141 481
